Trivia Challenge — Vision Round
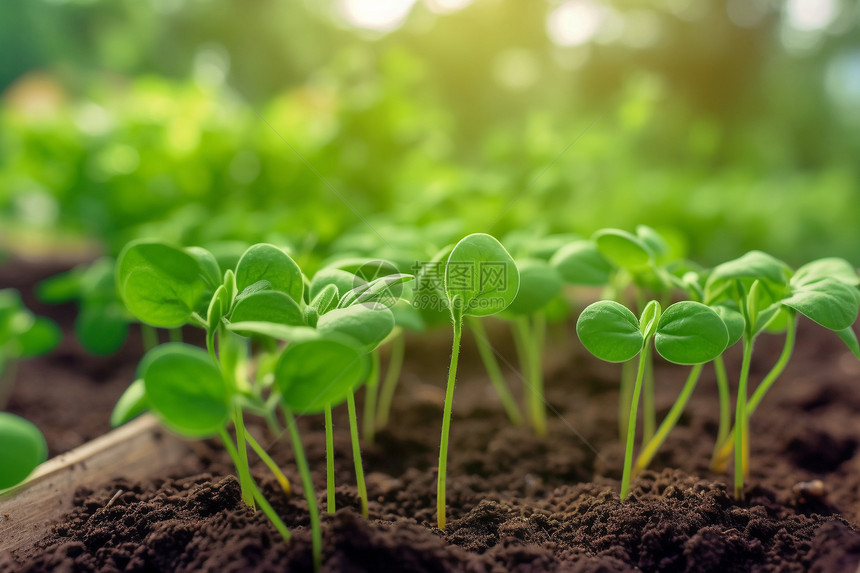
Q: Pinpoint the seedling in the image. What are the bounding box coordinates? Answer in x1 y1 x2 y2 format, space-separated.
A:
435 233 519 529
0 412 48 491
704 253 860 498
0 289 62 408
576 299 728 498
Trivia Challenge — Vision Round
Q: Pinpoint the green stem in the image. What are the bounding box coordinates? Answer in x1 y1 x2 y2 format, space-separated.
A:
245 430 291 495
284 407 322 572
642 353 656 444
513 317 547 437
734 336 754 500
361 351 381 445
619 360 634 442
324 405 336 513
375 331 406 431
141 323 158 351
219 428 291 541
346 392 369 518
713 355 731 449
232 406 256 507
467 317 523 426
437 309 463 530
620 342 651 500
632 363 704 477
169 327 183 343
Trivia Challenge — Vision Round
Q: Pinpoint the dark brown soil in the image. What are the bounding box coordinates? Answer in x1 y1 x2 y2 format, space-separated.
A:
3 257 860 572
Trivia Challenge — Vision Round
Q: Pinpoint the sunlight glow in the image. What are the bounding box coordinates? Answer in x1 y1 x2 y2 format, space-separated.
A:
425 0 472 15
785 0 838 31
546 0 605 47
339 0 417 32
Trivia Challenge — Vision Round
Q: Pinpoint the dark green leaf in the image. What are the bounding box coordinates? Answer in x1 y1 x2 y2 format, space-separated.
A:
576 300 643 362
75 304 128 356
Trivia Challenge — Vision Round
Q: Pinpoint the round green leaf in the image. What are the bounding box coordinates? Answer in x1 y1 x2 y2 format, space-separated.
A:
0 413 47 489
235 244 303 303
712 304 745 347
576 300 643 362
705 250 792 303
75 305 128 356
782 278 859 331
18 316 62 358
230 290 305 327
316 304 395 352
505 259 563 316
185 246 222 289
592 229 653 271
792 258 859 288
275 336 367 413
445 233 520 318
117 241 208 328
655 301 729 365
141 343 229 437
309 268 357 301
550 240 612 286
110 379 148 427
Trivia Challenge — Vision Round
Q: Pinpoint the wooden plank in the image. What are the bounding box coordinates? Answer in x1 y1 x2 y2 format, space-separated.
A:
0 414 190 553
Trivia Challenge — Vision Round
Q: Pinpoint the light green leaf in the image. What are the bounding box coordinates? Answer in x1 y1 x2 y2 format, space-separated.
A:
792 258 859 288
836 327 860 359
18 317 62 358
550 240 612 286
141 343 229 437
445 233 519 318
0 413 47 489
576 300 643 362
317 304 395 352
639 300 662 339
655 301 728 364
505 259 563 316
227 321 317 342
712 303 745 347
110 379 148 427
75 304 128 356
705 250 791 303
235 244 303 303
782 278 859 331
185 246 222 289
230 291 305 327
592 228 653 271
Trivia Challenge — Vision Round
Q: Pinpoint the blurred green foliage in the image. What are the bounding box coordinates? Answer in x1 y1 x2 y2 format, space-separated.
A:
1 0 858 267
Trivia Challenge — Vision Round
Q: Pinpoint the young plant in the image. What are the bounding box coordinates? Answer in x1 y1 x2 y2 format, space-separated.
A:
576 299 728 499
435 233 519 529
0 412 48 491
705 253 860 497
0 289 62 408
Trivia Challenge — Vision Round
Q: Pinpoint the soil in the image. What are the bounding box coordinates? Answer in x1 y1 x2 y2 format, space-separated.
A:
2 256 860 572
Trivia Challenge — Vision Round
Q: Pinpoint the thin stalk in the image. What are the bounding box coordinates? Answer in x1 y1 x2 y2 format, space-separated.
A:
375 331 406 430
245 430 291 495
361 351 381 445
219 428 291 541
642 354 656 444
168 327 183 343
620 343 651 499
284 408 322 572
713 355 731 449
141 323 158 351
734 336 754 500
513 317 547 437
632 363 704 478
437 309 463 530
324 405 336 513
232 406 256 507
710 320 796 473
346 392 369 518
466 317 523 426
619 360 634 441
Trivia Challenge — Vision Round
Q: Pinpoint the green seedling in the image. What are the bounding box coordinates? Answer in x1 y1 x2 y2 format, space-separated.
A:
0 289 62 408
704 253 860 498
436 233 519 529
576 299 728 499
38 258 131 355
0 412 48 491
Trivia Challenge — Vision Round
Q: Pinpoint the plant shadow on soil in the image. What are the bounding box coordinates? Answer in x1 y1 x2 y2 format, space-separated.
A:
2 257 860 572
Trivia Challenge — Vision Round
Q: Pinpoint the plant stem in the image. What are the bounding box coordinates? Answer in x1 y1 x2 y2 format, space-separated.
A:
361 351 381 445
466 316 523 426
437 310 463 530
642 353 656 444
284 408 322 572
245 430 291 495
513 317 547 437
710 320 796 473
324 405 335 513
232 406 256 507
713 355 731 449
620 343 651 500
141 323 158 351
632 363 704 478
375 331 405 431
219 428 291 541
619 360 634 441
169 327 183 343
346 392 369 518
734 336 754 500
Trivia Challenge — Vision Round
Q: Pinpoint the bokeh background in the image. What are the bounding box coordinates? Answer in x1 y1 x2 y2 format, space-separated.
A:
1 0 859 268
